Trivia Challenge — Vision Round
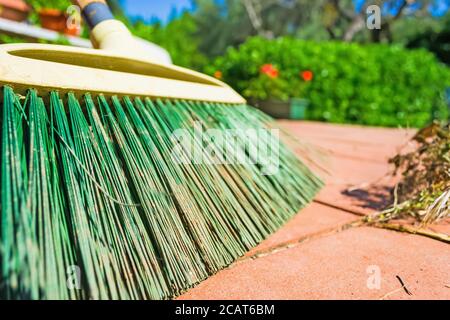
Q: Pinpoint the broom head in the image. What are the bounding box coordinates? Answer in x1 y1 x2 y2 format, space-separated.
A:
0 43 245 104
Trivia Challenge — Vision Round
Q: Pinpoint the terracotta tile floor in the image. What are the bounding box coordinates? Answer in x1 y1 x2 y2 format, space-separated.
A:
179 121 450 300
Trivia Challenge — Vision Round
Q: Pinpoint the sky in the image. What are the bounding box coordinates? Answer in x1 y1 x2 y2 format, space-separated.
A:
119 0 194 23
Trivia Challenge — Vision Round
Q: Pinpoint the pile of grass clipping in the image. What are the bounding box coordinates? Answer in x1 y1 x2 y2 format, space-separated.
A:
384 122 450 225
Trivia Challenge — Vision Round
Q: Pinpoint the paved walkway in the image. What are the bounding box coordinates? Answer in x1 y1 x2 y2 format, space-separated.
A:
179 121 450 300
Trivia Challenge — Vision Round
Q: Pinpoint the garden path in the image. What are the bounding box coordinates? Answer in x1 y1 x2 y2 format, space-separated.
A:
179 121 450 300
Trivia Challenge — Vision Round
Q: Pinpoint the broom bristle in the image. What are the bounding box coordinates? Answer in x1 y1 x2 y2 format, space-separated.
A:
1 85 322 300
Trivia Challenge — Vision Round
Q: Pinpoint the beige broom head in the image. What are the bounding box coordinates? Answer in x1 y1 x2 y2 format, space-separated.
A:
0 0 245 104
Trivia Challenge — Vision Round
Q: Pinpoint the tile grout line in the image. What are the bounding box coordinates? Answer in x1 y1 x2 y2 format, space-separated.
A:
232 199 370 264
237 219 363 264
219 201 446 272
314 200 450 243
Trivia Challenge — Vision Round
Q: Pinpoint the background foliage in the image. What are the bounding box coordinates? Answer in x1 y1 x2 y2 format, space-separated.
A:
1 0 448 128
129 13 207 69
207 37 450 127
15 0 450 69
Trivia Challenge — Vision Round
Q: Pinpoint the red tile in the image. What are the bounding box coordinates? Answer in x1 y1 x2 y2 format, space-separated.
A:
179 227 450 300
280 121 415 164
279 121 415 146
422 218 450 236
246 202 358 256
179 121 447 300
282 121 410 215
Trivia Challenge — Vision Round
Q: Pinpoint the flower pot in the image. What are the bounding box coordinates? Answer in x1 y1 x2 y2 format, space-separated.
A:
0 0 31 22
38 8 80 36
254 98 309 120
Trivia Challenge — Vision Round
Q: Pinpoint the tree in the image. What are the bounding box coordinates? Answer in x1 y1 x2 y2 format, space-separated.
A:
192 0 324 57
323 0 440 42
130 12 207 69
407 13 450 64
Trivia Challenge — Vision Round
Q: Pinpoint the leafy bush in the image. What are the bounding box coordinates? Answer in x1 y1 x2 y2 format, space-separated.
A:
207 37 450 127
27 0 71 11
130 13 207 70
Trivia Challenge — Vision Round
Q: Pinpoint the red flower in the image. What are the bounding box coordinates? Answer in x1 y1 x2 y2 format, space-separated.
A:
301 70 313 82
214 70 223 79
260 64 279 78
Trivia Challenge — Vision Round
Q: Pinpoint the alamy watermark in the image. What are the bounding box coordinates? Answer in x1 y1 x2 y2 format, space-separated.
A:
66 265 81 290
170 121 280 175
66 5 82 31
366 265 382 290
367 5 381 30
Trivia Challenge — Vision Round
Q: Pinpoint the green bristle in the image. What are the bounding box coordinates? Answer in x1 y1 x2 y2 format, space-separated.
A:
0 86 322 300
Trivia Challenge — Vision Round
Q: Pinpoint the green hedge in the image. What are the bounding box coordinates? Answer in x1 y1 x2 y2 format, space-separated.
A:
206 37 450 127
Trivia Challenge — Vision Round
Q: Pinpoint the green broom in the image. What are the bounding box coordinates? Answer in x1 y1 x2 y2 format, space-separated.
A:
0 0 322 300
